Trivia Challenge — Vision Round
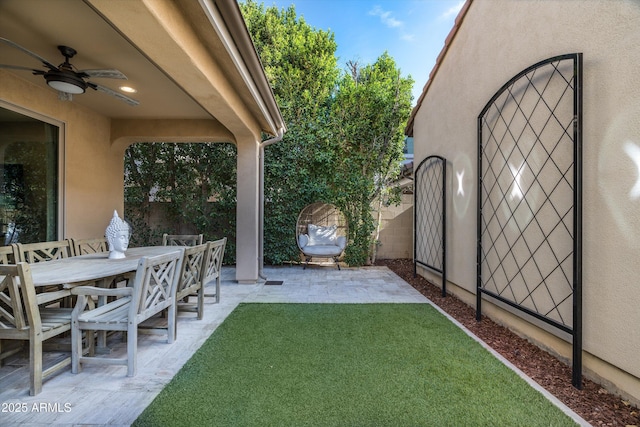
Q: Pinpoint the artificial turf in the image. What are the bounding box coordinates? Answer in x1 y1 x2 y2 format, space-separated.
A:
134 303 576 426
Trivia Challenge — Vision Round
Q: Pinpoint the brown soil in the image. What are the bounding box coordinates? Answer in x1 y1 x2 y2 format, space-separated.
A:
376 258 639 427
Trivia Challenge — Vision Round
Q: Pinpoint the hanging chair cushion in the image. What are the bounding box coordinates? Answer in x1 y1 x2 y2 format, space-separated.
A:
299 224 346 257
307 224 337 245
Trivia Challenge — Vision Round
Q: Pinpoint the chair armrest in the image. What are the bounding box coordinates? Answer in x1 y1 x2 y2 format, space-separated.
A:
36 289 71 306
337 236 347 250
298 234 309 248
71 286 133 298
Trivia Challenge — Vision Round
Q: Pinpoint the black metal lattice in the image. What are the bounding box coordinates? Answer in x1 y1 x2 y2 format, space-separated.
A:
414 155 447 297
477 53 582 388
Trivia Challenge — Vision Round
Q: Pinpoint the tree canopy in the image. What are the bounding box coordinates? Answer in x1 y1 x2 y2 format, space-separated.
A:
124 0 414 266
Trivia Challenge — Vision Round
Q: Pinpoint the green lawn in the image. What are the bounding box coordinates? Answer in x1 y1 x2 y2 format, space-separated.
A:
134 303 576 427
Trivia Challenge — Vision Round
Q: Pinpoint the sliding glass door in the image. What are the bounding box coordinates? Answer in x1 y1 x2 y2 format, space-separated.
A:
0 106 60 244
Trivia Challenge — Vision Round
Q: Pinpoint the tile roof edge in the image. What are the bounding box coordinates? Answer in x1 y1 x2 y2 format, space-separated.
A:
405 0 473 136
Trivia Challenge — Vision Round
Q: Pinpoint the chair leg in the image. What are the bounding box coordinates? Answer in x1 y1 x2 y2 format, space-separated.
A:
215 277 220 304
29 338 43 396
197 287 204 320
71 322 81 374
168 303 176 344
334 256 341 270
126 324 137 377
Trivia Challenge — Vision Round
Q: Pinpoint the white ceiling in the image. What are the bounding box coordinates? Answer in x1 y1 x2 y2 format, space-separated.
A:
0 0 211 119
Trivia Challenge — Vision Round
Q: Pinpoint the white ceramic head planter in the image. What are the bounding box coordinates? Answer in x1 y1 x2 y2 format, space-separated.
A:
105 210 130 259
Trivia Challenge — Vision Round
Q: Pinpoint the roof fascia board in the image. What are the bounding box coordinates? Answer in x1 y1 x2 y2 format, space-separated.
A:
204 0 285 136
405 0 472 136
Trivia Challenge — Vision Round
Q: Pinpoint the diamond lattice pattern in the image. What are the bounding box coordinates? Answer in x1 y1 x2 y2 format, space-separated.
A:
415 157 444 272
480 59 576 328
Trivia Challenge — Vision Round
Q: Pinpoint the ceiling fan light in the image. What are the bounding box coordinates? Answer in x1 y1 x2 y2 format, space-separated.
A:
45 71 87 94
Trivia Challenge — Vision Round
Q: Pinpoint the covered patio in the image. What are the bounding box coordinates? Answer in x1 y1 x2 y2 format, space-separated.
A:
0 0 285 283
0 265 586 426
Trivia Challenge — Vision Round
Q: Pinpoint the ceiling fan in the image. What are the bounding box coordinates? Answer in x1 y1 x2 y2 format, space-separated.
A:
0 37 139 106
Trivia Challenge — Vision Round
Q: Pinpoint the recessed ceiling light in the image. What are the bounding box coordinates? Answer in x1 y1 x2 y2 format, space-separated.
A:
119 86 137 93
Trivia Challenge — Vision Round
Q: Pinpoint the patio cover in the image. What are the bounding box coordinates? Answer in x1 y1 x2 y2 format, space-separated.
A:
0 0 285 283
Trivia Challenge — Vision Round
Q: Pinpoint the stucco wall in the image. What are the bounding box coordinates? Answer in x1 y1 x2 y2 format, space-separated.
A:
411 0 640 401
374 193 413 259
1 70 124 239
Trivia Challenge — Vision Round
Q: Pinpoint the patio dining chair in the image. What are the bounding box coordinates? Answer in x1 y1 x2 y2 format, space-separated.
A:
203 238 227 303
0 263 73 395
0 244 15 264
14 239 74 262
162 233 203 247
174 243 210 324
14 240 75 306
71 236 130 287
70 250 183 377
71 237 108 256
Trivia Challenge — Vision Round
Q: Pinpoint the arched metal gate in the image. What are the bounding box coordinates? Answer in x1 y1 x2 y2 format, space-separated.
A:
414 155 447 297
477 53 583 388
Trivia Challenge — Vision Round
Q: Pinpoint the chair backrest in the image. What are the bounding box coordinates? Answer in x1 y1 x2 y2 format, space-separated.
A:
130 251 183 322
0 245 16 264
204 238 227 283
71 237 108 256
0 263 41 335
15 240 74 263
162 234 203 247
176 243 210 299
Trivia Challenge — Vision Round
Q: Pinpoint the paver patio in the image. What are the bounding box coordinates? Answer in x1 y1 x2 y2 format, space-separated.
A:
0 265 586 426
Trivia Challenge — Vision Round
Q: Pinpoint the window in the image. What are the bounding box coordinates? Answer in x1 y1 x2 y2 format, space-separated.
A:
0 105 60 244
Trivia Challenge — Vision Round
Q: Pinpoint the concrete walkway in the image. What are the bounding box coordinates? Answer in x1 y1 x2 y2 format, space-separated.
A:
0 265 588 426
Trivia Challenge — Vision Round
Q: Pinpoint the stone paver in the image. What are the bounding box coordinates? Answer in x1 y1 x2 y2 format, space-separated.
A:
0 265 426 426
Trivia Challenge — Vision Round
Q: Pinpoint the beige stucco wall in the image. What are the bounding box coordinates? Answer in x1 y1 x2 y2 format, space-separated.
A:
1 70 123 238
375 193 413 259
411 0 640 402
1 69 264 283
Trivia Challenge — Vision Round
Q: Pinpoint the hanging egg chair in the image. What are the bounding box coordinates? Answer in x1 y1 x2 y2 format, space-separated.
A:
296 202 348 269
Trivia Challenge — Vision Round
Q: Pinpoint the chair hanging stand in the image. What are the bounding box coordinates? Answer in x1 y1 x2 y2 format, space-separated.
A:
295 202 348 270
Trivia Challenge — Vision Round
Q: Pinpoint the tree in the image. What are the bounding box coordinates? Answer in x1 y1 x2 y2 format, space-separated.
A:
329 53 414 265
124 2 414 267
124 142 237 262
240 0 340 264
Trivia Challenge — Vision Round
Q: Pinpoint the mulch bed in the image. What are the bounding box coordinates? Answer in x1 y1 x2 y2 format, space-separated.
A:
376 258 639 426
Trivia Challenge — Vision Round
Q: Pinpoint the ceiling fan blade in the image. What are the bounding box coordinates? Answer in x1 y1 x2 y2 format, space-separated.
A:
0 64 45 74
90 83 140 106
79 69 128 79
0 37 58 70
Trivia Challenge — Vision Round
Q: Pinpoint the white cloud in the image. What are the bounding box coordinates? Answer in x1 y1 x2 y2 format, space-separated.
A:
439 1 465 20
369 5 403 28
369 5 415 42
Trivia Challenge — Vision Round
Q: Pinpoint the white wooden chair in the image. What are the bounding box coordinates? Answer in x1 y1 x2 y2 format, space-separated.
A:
14 240 74 262
173 243 211 329
71 237 108 256
70 250 183 377
0 244 15 264
203 238 227 303
162 233 203 247
0 263 73 395
0 245 18 366
14 240 75 306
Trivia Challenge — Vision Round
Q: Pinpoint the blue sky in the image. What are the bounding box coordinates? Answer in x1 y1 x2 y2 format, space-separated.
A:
266 0 465 104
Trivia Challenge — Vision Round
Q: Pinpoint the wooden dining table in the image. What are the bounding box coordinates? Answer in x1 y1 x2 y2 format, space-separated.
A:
27 246 185 351
29 246 185 288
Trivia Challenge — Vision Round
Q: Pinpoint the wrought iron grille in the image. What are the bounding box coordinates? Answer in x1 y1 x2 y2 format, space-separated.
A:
414 155 447 296
477 53 582 388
